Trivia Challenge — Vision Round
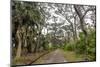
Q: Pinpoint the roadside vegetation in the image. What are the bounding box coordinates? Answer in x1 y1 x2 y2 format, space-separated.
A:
12 1 96 65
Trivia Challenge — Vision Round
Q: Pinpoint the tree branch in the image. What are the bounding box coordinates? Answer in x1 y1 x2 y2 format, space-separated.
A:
82 8 95 19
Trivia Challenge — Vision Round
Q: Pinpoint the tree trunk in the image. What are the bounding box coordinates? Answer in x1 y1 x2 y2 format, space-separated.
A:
74 16 78 41
15 27 22 58
33 43 37 53
74 5 88 60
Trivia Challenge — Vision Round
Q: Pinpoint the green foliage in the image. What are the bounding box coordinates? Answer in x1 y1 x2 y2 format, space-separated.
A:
13 1 42 25
12 1 96 64
62 32 86 52
63 43 75 51
75 41 86 54
12 1 46 55
79 32 84 39
66 44 74 51
76 30 96 60
87 30 96 61
75 32 86 54
62 30 96 61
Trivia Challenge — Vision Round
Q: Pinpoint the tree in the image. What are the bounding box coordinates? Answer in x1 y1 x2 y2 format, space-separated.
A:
74 5 96 60
12 1 44 58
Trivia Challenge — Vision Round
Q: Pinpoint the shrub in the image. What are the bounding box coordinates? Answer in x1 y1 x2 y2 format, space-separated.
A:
66 44 74 51
63 43 75 51
75 30 96 61
87 30 96 61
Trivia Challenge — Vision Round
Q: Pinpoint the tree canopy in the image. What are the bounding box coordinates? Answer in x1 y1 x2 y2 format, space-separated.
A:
12 1 96 65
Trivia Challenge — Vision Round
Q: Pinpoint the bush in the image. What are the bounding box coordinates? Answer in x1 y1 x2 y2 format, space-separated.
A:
75 37 85 54
87 30 96 61
62 30 96 61
75 30 96 61
66 44 74 51
75 42 86 54
63 43 75 51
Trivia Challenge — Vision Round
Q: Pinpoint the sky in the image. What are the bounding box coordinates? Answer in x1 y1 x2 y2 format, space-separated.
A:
40 3 95 35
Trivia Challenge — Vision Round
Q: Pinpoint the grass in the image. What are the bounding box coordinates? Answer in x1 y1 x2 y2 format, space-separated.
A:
12 49 85 65
12 51 50 65
33 49 85 64
32 49 55 64
62 49 85 62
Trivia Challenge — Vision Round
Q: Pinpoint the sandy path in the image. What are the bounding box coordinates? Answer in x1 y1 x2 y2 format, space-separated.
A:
36 49 67 64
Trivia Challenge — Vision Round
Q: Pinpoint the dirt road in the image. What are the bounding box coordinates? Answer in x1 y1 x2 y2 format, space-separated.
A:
34 49 67 64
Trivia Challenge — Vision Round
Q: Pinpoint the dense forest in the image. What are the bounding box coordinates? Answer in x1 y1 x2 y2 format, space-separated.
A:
12 1 96 65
